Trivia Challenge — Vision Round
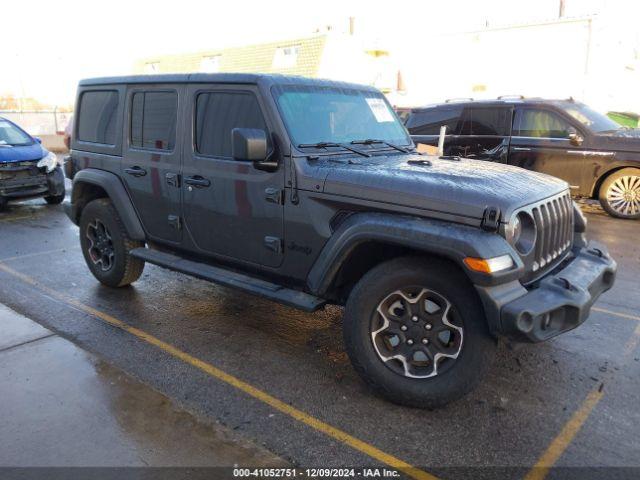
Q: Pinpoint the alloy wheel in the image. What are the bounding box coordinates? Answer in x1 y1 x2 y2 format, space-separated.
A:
371 288 464 378
86 219 115 272
606 175 640 217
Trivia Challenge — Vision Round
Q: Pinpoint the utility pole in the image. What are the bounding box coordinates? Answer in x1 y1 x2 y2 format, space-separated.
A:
559 0 566 18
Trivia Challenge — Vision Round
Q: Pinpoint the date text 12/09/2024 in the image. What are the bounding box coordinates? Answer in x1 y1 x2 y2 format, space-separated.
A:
233 468 401 478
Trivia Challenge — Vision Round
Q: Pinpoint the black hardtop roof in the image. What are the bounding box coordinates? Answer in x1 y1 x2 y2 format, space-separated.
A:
411 97 580 112
78 73 379 92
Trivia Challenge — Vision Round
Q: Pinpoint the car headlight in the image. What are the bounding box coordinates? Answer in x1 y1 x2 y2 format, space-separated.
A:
37 151 59 173
506 211 536 255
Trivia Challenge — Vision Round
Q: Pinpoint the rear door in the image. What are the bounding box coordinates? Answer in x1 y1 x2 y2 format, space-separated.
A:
509 107 587 191
121 85 183 243
181 84 285 267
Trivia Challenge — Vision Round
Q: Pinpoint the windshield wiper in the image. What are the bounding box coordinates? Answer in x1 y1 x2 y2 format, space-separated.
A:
351 138 411 153
298 142 371 158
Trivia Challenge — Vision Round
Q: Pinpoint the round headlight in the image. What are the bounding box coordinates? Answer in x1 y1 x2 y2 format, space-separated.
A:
510 212 536 255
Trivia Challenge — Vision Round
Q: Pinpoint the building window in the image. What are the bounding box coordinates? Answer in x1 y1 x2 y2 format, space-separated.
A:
144 62 159 74
200 55 221 73
272 45 300 69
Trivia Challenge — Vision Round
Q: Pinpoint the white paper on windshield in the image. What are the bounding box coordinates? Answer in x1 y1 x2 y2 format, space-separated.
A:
366 98 395 123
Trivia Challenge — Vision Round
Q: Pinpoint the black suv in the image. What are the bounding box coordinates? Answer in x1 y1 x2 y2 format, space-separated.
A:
406 97 640 219
65 75 616 408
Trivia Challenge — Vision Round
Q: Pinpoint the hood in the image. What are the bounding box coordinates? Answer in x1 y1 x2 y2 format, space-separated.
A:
0 142 47 164
322 153 568 222
596 128 640 153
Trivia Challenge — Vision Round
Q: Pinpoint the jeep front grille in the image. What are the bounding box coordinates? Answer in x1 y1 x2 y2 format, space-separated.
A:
518 192 574 284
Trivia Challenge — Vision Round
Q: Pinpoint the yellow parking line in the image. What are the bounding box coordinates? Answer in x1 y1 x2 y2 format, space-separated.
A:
0 248 71 263
0 262 437 480
524 320 640 480
593 307 640 323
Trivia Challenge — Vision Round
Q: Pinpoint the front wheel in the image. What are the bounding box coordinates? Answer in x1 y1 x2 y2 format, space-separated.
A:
343 257 496 408
79 198 145 287
44 192 65 205
599 168 640 219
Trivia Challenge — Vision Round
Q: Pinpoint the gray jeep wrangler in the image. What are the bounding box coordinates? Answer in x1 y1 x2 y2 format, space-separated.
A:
65 74 616 408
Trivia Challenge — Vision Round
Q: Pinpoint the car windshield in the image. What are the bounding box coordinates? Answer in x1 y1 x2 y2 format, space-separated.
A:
0 119 33 146
272 85 411 148
560 103 621 133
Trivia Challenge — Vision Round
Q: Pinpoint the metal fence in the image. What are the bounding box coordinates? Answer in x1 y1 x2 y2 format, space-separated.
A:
0 110 73 136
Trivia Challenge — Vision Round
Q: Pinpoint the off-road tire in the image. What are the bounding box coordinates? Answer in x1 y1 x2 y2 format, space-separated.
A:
343 256 496 408
598 168 640 219
79 198 145 287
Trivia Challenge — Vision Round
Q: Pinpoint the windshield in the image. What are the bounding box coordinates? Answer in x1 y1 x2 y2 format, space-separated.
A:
273 85 411 148
0 119 33 146
560 103 621 133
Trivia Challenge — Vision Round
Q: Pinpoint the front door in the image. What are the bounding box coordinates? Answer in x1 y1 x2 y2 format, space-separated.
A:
509 107 587 191
181 85 285 267
121 86 183 243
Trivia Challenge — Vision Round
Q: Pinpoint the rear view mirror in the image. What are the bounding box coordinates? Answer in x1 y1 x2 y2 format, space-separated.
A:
232 128 267 161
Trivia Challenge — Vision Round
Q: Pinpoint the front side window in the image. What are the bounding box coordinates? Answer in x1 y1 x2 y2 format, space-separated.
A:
560 103 620 133
460 107 511 136
77 90 119 145
515 109 573 138
195 91 269 157
130 91 177 151
273 85 410 146
406 107 463 135
0 119 33 146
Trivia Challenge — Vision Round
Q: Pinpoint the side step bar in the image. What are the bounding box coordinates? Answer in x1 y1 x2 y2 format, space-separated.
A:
129 248 326 312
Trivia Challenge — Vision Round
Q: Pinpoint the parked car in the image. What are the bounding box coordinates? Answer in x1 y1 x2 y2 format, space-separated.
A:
65 75 616 408
405 97 640 219
0 117 65 210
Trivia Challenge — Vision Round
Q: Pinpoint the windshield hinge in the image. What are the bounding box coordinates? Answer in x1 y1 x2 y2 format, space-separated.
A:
289 152 299 205
481 206 501 232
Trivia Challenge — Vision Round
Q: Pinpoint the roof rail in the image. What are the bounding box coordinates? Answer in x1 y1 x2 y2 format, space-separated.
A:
444 97 474 103
497 94 525 99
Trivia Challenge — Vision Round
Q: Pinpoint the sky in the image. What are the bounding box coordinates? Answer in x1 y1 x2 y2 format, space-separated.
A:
2 0 633 106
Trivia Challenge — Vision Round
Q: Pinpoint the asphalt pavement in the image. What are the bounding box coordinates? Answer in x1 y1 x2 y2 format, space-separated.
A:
0 194 638 479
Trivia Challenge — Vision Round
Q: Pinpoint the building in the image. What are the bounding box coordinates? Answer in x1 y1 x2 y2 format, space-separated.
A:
134 33 402 95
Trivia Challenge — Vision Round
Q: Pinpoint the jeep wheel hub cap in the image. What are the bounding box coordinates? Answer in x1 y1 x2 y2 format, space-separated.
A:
86 219 115 272
371 288 464 378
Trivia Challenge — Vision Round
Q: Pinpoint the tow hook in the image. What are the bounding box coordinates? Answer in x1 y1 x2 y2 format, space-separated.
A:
555 277 574 291
588 247 605 258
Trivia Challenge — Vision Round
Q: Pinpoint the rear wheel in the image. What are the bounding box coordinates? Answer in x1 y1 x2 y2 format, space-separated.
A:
45 192 65 205
599 168 640 219
343 257 496 408
79 198 145 287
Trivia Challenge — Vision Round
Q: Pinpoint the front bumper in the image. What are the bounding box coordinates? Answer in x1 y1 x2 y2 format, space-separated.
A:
478 242 616 342
0 166 64 200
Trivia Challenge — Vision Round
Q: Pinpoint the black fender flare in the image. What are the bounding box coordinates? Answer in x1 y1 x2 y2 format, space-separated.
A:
307 212 523 296
68 169 146 241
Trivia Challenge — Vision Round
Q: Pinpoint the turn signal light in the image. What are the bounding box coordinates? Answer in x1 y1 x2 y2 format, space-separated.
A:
464 255 514 274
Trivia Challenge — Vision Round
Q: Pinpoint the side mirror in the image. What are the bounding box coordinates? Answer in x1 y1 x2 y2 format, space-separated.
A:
568 129 584 146
34 137 42 144
232 128 267 161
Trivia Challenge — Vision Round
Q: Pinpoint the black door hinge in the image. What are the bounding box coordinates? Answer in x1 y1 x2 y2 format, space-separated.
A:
264 236 283 254
168 215 181 230
481 206 501 232
265 187 284 205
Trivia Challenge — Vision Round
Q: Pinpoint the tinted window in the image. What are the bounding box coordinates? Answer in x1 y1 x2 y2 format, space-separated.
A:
406 107 462 135
516 109 573 138
196 92 268 157
130 91 177 150
460 107 511 136
77 91 119 144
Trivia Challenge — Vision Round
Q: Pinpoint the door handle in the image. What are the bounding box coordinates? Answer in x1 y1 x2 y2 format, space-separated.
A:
184 176 211 188
125 166 147 177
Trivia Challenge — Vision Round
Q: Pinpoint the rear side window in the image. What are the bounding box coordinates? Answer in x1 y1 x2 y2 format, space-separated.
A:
406 107 462 135
130 91 177 151
195 91 269 157
459 107 511 136
77 91 119 145
515 109 573 138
